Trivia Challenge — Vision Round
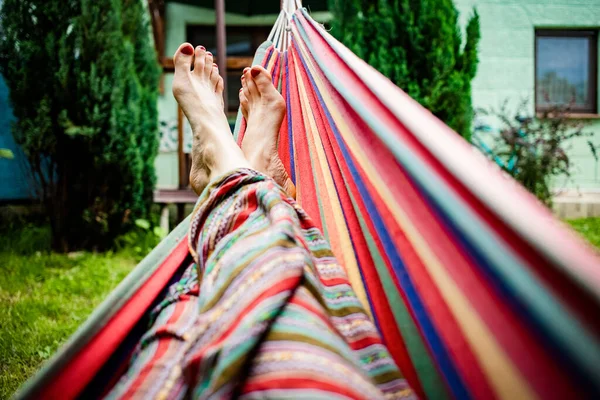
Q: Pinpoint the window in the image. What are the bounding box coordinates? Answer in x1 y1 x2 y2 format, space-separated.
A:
187 25 271 112
535 30 597 113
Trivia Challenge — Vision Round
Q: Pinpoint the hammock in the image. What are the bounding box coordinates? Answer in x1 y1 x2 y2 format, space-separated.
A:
16 5 600 400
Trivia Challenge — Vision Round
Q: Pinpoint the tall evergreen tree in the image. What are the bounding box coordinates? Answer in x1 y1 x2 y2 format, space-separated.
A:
329 0 480 139
0 0 160 251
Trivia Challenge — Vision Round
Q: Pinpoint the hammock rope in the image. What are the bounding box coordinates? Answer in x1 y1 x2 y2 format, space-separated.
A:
16 3 600 399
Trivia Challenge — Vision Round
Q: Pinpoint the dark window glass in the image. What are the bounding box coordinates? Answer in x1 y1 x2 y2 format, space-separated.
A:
187 25 271 57
535 30 597 113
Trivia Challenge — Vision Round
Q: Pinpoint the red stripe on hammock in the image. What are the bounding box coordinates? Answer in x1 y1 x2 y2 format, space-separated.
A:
285 49 322 230
278 53 293 175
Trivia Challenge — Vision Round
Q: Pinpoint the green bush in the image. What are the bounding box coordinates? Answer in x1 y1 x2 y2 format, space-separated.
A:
329 0 480 140
115 217 166 261
475 102 596 207
0 0 160 251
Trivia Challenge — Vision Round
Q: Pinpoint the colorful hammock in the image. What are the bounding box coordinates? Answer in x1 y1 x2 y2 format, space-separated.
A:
16 5 600 400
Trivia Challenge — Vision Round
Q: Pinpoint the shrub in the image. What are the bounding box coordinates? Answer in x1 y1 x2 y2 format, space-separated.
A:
0 0 160 251
474 101 597 206
329 0 480 139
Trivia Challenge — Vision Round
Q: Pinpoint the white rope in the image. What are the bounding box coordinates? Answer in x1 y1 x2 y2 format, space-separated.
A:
267 11 285 43
269 0 302 51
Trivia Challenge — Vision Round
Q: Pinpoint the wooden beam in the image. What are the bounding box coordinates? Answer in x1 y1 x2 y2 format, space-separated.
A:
226 56 254 70
215 0 228 111
147 0 166 93
162 57 175 72
147 0 165 62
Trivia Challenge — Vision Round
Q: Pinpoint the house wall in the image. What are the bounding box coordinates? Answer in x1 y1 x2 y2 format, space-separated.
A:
454 0 600 195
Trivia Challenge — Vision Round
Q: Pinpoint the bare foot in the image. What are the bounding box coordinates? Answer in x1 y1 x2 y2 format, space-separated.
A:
239 66 296 198
172 43 250 194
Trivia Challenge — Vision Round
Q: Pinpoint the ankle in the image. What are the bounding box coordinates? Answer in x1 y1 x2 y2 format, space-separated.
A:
208 141 252 180
244 147 272 174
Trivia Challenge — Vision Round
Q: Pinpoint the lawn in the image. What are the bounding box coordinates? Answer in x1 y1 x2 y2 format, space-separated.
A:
0 223 138 399
0 216 598 399
566 217 600 249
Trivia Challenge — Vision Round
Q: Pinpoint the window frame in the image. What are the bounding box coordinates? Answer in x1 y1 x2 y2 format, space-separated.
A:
534 29 598 114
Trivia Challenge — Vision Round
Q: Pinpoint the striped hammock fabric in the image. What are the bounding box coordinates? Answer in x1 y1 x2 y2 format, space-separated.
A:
16 6 600 400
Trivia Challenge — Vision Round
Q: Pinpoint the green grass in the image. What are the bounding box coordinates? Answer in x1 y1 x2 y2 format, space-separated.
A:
0 224 138 399
567 217 600 249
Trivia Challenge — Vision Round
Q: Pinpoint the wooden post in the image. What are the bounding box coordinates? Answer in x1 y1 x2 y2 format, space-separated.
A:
215 0 228 112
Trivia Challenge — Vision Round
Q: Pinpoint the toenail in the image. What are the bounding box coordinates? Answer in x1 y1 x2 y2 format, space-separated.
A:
243 67 250 73
239 88 243 92
207 52 212 56
241 75 245 81
181 45 194 55
251 68 260 77
198 46 205 51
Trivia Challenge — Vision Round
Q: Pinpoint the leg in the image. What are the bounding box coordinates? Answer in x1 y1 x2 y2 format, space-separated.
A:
171 43 251 195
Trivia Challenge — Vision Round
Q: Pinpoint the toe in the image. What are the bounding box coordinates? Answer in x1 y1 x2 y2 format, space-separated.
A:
193 45 206 74
174 43 194 73
204 52 214 76
215 75 224 95
244 68 260 98
250 66 273 92
210 63 220 88
239 89 249 119
241 72 250 96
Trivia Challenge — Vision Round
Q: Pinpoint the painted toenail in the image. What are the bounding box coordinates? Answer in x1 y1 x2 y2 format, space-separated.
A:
243 67 250 73
181 45 194 55
251 69 260 77
199 46 205 51
207 52 212 56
